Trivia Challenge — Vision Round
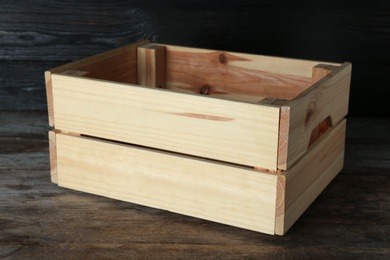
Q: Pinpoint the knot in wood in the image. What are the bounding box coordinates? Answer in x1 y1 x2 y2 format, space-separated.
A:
219 53 227 64
200 85 210 95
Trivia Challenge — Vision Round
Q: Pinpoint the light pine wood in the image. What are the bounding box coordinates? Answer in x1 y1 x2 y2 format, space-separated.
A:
44 71 55 126
277 106 290 169
312 64 338 84
137 44 166 88
45 40 149 126
275 119 346 235
163 45 312 102
276 62 351 170
158 44 341 103
54 132 278 235
51 73 281 170
48 130 58 184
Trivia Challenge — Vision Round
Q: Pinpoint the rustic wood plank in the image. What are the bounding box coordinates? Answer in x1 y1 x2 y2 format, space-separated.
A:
55 132 278 234
0 111 50 173
0 111 49 139
1 243 389 259
50 73 281 170
0 61 54 111
0 1 155 62
137 44 166 88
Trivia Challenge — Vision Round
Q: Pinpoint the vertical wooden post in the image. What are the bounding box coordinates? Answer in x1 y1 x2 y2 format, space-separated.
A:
312 64 336 84
48 130 58 184
137 44 166 88
45 71 55 127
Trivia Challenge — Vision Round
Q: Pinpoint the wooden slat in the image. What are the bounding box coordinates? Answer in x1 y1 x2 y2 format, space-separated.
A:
45 71 55 127
275 119 346 235
55 132 278 234
48 130 58 184
45 40 149 127
137 44 166 88
277 106 290 169
161 44 323 103
276 62 351 170
51 74 281 170
162 44 341 77
47 40 149 81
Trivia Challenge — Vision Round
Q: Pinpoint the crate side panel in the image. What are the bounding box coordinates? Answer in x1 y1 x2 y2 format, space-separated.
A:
163 45 315 101
45 40 148 126
51 74 280 170
162 44 341 78
281 62 351 169
276 119 346 235
55 133 278 234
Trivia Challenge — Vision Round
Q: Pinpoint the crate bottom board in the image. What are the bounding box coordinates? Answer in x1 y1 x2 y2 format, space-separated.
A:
50 120 346 235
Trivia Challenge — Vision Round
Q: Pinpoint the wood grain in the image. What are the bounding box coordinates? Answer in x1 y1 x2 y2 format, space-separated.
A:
162 44 322 102
276 120 346 235
0 1 155 61
50 73 281 170
277 62 352 170
55 132 278 234
0 112 389 258
0 61 53 111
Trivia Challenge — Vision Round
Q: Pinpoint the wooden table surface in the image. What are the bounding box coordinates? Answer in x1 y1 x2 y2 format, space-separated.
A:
1 111 389 259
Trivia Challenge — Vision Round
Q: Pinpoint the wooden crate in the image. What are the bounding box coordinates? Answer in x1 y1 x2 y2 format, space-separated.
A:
45 40 351 235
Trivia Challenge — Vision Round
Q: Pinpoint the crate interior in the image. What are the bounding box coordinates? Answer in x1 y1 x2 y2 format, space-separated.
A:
55 42 339 104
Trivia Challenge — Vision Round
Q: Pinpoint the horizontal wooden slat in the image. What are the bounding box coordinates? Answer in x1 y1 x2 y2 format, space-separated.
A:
51 74 281 170
161 44 334 103
55 132 278 234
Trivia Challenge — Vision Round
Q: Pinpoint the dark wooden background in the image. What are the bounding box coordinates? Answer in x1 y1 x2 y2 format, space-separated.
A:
1 0 390 116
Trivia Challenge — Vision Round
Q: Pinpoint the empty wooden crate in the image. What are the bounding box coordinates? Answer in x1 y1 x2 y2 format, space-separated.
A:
45 40 351 235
